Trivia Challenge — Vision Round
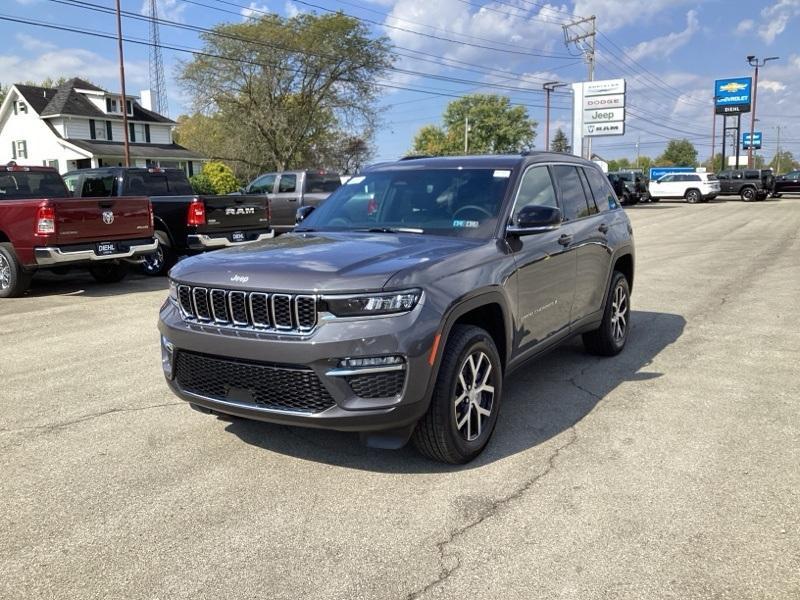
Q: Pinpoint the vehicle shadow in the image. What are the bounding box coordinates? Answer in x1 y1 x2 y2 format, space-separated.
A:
225 310 686 472
624 204 679 210
24 270 168 298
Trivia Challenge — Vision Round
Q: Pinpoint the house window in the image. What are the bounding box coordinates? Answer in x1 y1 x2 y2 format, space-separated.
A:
11 140 28 160
14 101 28 115
106 97 118 113
42 159 59 170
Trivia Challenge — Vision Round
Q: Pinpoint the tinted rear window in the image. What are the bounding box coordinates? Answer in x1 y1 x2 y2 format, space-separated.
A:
122 170 191 196
0 170 68 199
81 175 116 197
305 173 341 194
552 165 593 221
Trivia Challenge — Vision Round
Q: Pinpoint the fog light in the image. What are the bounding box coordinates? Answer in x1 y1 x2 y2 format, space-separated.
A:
339 356 404 368
161 336 176 379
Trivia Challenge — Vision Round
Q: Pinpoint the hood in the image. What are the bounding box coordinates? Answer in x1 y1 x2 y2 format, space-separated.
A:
169 231 478 292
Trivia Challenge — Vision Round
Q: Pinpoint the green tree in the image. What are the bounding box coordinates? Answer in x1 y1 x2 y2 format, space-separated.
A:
768 150 797 173
178 12 392 178
551 128 569 152
704 153 724 173
0 83 7 107
637 155 654 172
191 161 239 195
411 94 536 155
657 139 698 167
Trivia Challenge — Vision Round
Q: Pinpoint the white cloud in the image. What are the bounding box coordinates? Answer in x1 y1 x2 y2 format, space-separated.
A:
624 10 699 61
735 19 754 34
241 1 270 20
139 0 186 23
285 1 301 18
757 0 800 43
0 47 148 88
572 0 694 32
760 80 788 93
15 33 56 52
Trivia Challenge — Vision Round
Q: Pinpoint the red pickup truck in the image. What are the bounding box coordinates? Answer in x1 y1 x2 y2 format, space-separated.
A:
0 163 157 297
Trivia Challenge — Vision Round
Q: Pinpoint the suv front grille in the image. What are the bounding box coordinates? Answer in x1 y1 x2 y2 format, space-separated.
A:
177 285 317 333
174 351 335 413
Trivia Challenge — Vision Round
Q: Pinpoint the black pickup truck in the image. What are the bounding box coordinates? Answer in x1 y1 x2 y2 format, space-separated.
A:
64 167 271 275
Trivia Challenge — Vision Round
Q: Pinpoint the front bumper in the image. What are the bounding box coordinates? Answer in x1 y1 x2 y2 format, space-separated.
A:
158 299 441 432
34 238 158 266
187 230 274 250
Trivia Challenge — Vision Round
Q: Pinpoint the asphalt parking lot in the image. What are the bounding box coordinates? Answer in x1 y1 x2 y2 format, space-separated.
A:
2 197 799 599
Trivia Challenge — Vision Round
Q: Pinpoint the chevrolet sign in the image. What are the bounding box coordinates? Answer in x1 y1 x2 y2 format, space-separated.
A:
715 77 752 115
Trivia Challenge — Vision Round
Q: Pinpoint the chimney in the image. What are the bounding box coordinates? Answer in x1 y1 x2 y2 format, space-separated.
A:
140 90 153 111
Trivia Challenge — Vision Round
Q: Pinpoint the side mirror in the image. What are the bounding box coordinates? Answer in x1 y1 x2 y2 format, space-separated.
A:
296 205 315 224
507 205 562 236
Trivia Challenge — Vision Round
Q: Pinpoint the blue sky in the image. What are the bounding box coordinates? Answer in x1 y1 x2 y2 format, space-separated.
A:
2 0 800 164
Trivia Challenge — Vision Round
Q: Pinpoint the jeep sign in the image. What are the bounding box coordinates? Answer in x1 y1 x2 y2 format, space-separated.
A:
584 107 625 123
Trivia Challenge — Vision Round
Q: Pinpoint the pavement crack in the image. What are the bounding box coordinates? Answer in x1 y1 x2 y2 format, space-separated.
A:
404 427 579 600
0 401 184 436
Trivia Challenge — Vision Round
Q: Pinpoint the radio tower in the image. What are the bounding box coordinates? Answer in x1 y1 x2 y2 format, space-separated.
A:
148 0 168 115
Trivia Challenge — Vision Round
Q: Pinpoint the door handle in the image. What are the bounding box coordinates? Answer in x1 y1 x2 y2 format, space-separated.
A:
558 234 573 246
598 223 609 234
288 197 298 202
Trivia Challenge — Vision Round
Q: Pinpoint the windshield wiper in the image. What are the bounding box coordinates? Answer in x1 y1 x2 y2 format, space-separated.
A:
358 227 425 234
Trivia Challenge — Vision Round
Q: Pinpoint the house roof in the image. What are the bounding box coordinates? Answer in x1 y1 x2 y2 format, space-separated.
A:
66 139 204 160
13 79 175 124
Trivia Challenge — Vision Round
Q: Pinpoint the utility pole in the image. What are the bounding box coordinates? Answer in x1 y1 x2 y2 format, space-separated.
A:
711 96 718 172
563 15 596 159
543 81 566 152
746 55 779 168
464 116 470 154
775 125 782 173
635 136 640 168
115 0 131 167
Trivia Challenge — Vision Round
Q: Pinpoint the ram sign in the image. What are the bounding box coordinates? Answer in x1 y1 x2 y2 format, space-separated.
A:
715 77 752 115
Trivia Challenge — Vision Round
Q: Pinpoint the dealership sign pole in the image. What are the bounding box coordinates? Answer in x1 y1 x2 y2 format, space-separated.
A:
571 78 626 159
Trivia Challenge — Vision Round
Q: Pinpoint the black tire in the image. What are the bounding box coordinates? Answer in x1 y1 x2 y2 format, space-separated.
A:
0 243 32 298
772 193 782 198
685 189 701 204
650 197 660 202
412 325 503 464
740 187 756 202
140 233 175 277
583 271 631 357
89 261 128 283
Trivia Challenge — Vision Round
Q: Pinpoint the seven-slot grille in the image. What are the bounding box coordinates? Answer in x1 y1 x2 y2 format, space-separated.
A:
177 284 317 332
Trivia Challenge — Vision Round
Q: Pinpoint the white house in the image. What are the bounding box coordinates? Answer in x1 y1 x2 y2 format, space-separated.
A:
0 78 204 175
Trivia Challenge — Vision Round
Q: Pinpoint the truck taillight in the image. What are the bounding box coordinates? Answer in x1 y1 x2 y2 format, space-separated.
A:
35 205 56 235
186 198 206 226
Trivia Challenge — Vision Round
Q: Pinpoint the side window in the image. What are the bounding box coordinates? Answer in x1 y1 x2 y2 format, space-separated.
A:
81 175 115 197
552 165 592 221
248 174 276 194
512 166 557 224
577 169 599 215
659 175 674 183
717 172 729 180
687 174 701 182
278 174 297 193
732 171 743 179
584 167 619 212
63 175 80 194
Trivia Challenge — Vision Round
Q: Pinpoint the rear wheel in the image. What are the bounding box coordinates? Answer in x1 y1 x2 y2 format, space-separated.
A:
0 243 32 298
412 325 503 464
740 187 756 202
583 271 631 356
140 233 175 277
89 261 128 283
685 189 701 204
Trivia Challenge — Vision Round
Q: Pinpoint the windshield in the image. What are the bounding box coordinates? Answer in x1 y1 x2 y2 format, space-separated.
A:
299 168 512 238
0 171 69 199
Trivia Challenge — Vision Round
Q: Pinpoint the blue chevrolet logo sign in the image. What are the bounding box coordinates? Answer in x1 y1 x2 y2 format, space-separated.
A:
715 77 752 115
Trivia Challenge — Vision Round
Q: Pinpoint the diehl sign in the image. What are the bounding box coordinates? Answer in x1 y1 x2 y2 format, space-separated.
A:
584 107 625 123
714 77 752 115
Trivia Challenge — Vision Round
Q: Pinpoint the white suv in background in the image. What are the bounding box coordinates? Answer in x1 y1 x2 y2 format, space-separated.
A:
648 172 720 204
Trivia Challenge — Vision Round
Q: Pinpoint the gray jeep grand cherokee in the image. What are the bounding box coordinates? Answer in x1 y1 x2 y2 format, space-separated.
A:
159 154 635 463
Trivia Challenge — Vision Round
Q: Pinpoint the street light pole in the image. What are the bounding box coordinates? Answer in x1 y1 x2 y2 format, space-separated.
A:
543 81 567 152
746 55 779 169
115 0 131 167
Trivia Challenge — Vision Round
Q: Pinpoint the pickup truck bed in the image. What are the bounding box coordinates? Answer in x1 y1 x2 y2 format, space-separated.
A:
0 164 156 298
64 167 271 275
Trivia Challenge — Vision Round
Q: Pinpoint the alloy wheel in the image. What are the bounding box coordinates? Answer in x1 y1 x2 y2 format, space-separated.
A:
0 253 10 290
453 351 495 441
610 284 628 342
143 247 164 274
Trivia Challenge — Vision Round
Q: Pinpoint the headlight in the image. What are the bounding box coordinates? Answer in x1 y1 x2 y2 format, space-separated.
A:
323 289 421 317
168 280 178 303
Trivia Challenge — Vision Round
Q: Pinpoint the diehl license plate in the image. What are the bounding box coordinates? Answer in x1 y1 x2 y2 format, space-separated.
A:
96 242 118 256
231 231 246 242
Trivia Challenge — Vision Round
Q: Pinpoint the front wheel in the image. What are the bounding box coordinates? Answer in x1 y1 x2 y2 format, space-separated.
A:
0 243 32 298
583 271 631 356
89 262 128 283
412 325 503 464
